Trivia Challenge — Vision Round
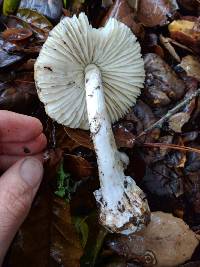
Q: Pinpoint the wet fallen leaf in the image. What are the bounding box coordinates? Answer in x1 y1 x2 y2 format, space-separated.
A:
169 17 200 53
181 262 200 267
144 53 185 107
177 0 200 13
2 27 33 43
16 8 53 40
64 127 93 150
179 55 200 81
185 146 200 174
0 49 23 69
169 112 190 132
64 154 94 178
113 124 135 148
169 87 196 133
51 197 83 266
0 81 38 113
102 0 113 8
143 33 164 58
143 162 183 200
19 0 63 21
101 0 144 38
137 0 178 27
107 212 199 267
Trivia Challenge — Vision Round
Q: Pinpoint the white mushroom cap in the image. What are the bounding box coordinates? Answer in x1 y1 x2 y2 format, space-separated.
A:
35 13 145 130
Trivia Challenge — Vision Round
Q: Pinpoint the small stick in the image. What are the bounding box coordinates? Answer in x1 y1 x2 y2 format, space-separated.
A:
143 142 200 154
137 88 200 138
159 34 181 62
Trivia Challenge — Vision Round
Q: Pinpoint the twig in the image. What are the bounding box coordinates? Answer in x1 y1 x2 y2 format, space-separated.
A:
160 34 181 62
137 88 200 138
144 142 200 154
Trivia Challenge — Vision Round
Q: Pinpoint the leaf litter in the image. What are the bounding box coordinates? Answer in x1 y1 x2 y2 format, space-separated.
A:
1 0 200 266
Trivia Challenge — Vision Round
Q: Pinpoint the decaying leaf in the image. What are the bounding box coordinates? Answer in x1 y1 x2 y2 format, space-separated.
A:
0 49 23 69
64 154 94 178
133 100 160 141
64 127 93 150
107 212 199 267
16 8 53 40
100 0 144 38
169 17 200 54
51 197 83 266
144 53 185 107
137 0 178 27
179 55 200 81
177 0 200 13
102 0 113 8
143 162 183 200
168 87 197 133
113 124 135 148
19 0 63 21
2 28 33 43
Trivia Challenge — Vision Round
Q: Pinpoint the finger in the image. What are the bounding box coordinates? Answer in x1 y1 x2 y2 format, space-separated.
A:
0 133 47 156
0 110 43 142
0 154 44 171
0 157 43 264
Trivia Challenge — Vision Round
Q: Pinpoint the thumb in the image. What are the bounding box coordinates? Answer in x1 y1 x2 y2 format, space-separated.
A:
0 157 43 264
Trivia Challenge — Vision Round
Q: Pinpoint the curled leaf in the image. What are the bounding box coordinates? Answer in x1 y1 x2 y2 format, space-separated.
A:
16 8 53 40
19 0 63 21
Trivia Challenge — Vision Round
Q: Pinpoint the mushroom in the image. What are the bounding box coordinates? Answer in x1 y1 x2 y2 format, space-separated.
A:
34 13 150 234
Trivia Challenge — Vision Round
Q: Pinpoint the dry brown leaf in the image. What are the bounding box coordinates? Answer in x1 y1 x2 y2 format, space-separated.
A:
169 112 191 132
137 0 178 27
179 55 200 81
64 127 93 150
108 212 199 267
113 124 135 148
169 17 200 53
64 154 94 178
144 53 185 107
2 27 32 43
51 197 83 266
100 0 144 38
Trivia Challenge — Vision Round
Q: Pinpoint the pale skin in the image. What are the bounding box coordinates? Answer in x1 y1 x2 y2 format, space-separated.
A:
0 110 47 266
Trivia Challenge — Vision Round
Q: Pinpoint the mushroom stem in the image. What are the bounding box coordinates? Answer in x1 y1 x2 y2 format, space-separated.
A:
85 64 150 234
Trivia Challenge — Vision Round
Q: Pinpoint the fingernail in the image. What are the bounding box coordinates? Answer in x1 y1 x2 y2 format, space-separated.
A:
20 157 43 187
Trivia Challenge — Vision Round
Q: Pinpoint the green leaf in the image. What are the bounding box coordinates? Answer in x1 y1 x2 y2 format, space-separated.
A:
63 0 67 8
3 0 21 15
73 217 89 248
55 161 76 201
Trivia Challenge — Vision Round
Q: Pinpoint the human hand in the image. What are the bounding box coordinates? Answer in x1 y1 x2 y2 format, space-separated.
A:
0 111 47 265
